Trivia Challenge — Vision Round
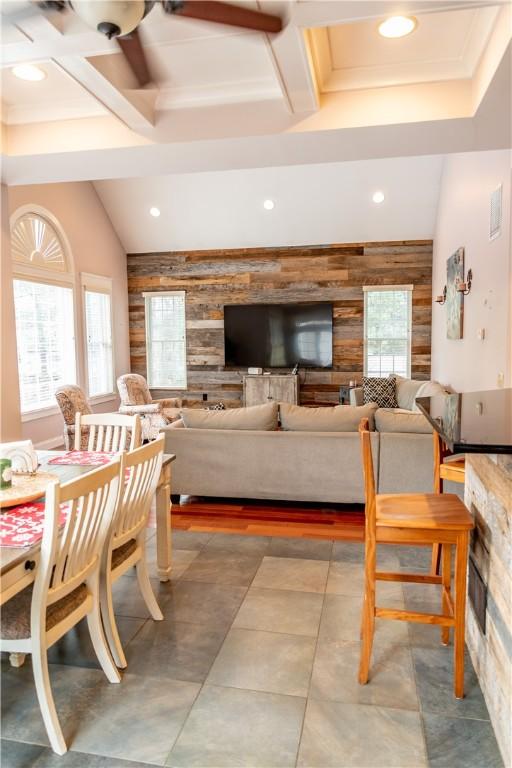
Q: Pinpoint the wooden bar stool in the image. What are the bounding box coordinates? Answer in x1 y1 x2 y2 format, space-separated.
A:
431 430 466 574
358 418 474 698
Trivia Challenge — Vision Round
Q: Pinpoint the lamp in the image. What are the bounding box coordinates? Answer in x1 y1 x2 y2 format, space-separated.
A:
435 286 447 305
456 268 473 295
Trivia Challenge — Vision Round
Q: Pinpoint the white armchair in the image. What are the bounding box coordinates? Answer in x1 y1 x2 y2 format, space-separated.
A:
116 374 182 441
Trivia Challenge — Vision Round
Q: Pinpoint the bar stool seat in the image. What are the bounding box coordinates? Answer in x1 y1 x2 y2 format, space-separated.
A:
377 493 473 531
358 418 474 700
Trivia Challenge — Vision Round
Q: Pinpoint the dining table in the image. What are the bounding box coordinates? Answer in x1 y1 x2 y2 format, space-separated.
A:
0 449 176 611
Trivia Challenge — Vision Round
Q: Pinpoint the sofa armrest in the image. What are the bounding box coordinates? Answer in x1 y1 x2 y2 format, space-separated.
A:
349 387 363 406
119 403 161 415
154 397 182 409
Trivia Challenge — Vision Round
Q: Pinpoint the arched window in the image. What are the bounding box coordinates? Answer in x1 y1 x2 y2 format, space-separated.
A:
10 208 77 415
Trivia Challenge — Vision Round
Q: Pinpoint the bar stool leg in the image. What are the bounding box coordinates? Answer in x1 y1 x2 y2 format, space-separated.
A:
431 544 442 575
441 544 451 646
454 531 469 698
359 538 376 685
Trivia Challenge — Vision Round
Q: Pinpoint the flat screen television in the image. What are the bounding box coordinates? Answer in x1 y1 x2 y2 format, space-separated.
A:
224 302 333 369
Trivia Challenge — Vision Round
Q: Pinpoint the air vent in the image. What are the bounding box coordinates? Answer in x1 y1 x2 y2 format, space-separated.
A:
490 185 502 241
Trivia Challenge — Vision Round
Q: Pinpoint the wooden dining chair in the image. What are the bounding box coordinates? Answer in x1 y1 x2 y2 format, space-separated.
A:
431 430 466 574
100 435 165 669
74 412 141 453
358 418 474 698
0 461 122 755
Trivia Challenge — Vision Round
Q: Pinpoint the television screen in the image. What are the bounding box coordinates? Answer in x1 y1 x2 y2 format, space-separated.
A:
224 303 333 369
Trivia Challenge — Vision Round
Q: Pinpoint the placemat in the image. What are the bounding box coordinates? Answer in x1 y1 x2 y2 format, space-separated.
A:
0 502 70 547
47 450 117 467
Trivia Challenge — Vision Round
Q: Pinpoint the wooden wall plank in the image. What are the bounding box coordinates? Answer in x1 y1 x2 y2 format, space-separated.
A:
127 240 433 407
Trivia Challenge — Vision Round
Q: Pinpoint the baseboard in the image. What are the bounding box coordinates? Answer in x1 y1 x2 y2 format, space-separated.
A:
35 435 64 450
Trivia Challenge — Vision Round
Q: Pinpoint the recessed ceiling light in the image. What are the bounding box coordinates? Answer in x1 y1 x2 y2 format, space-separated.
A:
12 63 47 82
372 191 385 204
149 207 160 217
378 16 417 39
263 199 275 210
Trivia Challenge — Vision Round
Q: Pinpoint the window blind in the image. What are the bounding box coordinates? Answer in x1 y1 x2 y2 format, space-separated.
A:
145 292 187 389
84 289 114 397
364 287 412 378
13 279 76 413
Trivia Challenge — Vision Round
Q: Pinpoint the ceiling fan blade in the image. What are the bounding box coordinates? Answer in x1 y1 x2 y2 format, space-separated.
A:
164 1 283 34
117 28 152 87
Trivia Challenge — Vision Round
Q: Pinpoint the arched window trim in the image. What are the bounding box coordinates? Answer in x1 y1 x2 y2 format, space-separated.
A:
10 205 75 285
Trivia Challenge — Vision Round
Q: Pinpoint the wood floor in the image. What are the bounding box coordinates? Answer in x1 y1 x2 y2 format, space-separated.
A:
171 496 365 541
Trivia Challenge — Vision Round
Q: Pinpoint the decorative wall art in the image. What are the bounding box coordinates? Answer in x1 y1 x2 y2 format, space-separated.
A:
446 247 465 340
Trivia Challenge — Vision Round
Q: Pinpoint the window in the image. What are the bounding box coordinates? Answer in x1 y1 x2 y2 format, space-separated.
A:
144 291 187 388
364 286 412 378
13 279 76 413
83 275 114 397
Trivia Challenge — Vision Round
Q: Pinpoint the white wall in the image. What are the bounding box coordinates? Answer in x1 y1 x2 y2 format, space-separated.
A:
4 181 130 447
431 149 512 391
94 155 444 253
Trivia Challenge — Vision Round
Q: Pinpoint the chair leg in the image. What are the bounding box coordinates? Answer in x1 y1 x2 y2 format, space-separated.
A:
9 652 26 667
31 642 67 755
441 544 451 646
454 532 469 699
87 579 121 683
99 570 128 669
431 544 442 575
358 537 376 685
135 556 164 621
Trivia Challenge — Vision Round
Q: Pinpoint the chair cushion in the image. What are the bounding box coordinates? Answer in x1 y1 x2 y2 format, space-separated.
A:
180 402 278 431
111 539 138 570
279 403 378 432
362 377 398 408
0 583 88 640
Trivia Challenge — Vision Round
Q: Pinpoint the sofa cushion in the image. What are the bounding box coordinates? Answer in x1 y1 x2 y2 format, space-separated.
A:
390 375 425 411
375 408 433 434
412 380 447 411
279 402 377 432
180 402 278 431
362 376 397 408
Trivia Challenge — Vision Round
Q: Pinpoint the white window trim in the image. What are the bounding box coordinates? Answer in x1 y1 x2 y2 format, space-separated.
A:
363 284 413 379
11 206 79 419
143 290 188 390
81 273 116 400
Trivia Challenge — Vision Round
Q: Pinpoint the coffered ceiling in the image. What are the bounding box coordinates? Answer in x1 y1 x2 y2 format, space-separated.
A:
0 1 510 185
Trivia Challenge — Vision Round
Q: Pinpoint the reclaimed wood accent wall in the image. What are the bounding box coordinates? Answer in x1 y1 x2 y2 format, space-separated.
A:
127 240 432 406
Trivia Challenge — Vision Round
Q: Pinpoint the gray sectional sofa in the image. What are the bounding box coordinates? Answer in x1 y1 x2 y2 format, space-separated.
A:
162 397 441 504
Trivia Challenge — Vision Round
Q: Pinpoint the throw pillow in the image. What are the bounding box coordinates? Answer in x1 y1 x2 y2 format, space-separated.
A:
279 402 378 432
412 381 447 412
390 374 425 411
362 376 398 408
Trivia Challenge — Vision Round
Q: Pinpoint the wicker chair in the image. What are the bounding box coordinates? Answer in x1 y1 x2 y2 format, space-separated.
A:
116 374 182 441
55 385 92 450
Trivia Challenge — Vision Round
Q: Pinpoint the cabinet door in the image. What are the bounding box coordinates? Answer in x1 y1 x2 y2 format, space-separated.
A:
269 376 298 405
244 377 269 407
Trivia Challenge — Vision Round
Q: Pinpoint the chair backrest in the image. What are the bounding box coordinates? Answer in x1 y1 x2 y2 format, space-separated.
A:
359 418 376 540
112 435 165 548
55 385 92 425
33 460 121 621
74 413 141 453
117 374 152 407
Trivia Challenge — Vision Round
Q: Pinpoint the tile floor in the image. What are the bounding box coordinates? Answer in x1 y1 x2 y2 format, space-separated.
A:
1 531 504 768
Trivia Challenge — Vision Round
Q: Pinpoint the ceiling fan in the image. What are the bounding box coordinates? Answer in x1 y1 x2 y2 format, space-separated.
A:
34 1 284 88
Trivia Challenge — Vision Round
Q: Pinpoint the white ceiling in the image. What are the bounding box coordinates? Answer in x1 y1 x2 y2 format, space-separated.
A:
0 1 510 187
313 6 499 91
93 154 444 252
